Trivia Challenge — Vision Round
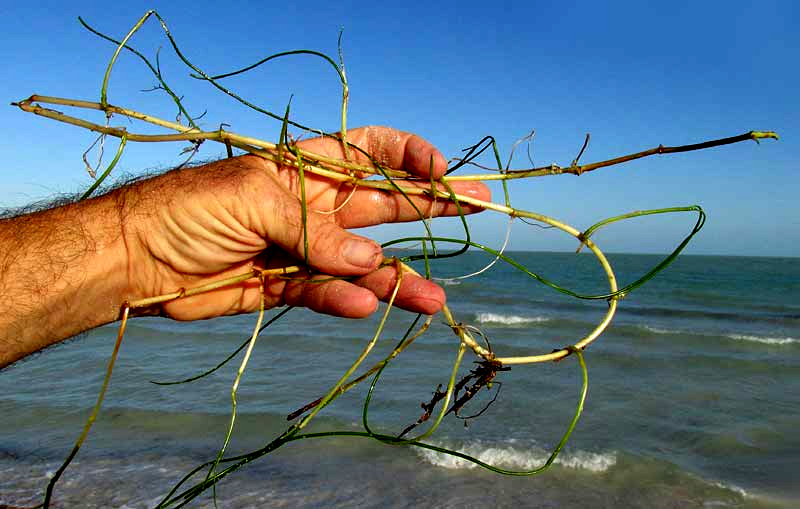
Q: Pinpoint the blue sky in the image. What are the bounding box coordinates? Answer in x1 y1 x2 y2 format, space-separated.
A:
1 1 797 256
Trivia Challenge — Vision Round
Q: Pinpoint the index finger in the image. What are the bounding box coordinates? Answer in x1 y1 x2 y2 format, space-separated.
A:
298 126 449 180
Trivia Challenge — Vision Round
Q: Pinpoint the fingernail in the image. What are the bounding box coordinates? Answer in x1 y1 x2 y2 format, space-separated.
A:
344 239 381 269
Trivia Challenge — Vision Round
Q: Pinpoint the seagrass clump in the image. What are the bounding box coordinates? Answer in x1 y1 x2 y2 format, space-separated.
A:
12 10 778 507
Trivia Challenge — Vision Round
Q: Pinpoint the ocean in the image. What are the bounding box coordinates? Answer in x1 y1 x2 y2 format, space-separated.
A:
1 252 798 508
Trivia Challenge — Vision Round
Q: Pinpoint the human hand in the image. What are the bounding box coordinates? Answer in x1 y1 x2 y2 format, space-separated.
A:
122 126 490 320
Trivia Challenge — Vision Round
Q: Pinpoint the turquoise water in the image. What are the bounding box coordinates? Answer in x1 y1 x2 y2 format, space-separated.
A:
1 252 798 508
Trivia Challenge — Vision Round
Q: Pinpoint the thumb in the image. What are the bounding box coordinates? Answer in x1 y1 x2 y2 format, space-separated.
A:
267 188 383 276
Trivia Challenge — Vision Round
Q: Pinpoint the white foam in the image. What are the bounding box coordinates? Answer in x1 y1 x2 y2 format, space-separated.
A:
475 313 550 326
417 440 616 473
642 325 676 335
726 334 798 346
710 480 750 498
641 325 798 346
555 449 618 472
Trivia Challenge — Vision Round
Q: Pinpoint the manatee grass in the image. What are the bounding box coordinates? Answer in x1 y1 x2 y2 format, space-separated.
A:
11 10 779 508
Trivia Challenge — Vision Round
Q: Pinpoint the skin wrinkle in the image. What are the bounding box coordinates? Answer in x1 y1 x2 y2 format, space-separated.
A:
114 184 145 315
368 128 392 168
143 164 264 277
272 182 306 260
188 209 254 265
216 171 275 259
217 194 263 253
138 159 309 317
306 222 344 270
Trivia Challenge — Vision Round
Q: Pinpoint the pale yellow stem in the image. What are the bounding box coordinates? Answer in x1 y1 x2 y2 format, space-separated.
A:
128 266 301 309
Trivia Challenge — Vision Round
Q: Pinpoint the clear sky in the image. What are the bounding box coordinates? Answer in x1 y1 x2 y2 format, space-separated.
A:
1 1 797 256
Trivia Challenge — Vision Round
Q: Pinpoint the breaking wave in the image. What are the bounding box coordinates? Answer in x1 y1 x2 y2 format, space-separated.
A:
474 312 551 326
725 334 798 346
640 325 675 335
639 325 798 346
417 439 616 473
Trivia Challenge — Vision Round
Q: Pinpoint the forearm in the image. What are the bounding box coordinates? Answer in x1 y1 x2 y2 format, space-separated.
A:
0 192 131 367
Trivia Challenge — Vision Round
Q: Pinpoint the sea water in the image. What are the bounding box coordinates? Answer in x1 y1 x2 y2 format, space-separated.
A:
1 252 798 508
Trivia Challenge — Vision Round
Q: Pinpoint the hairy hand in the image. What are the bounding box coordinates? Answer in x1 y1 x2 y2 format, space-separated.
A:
122 126 490 320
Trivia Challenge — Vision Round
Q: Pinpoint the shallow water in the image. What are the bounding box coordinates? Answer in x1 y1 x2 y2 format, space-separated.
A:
1 252 798 507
